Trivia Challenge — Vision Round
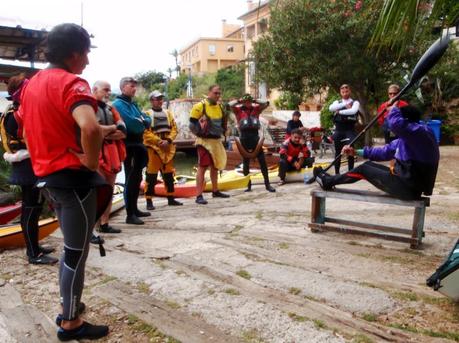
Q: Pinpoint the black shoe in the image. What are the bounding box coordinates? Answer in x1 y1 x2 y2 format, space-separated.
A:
245 180 252 192
135 210 151 217
55 302 86 326
313 166 324 178
126 215 144 225
168 198 183 206
278 179 286 186
146 199 155 211
99 224 121 234
90 234 105 245
265 185 276 193
195 195 208 205
39 245 55 255
212 191 230 198
57 321 109 341
28 253 58 265
315 171 334 191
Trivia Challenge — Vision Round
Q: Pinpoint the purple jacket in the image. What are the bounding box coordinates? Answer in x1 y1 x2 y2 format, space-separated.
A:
362 107 439 195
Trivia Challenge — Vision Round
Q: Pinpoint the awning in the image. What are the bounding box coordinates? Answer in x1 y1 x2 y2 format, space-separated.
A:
0 24 48 64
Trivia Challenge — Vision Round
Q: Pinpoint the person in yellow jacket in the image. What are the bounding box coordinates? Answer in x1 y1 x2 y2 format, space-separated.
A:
143 90 182 209
189 84 229 205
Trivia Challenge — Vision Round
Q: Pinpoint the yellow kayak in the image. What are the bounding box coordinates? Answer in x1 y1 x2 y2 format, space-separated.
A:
180 173 251 192
228 163 329 185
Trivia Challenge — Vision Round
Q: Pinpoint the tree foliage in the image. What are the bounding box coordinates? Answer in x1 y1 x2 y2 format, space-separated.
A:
135 70 166 91
370 0 459 55
252 0 413 120
215 65 245 100
167 74 189 100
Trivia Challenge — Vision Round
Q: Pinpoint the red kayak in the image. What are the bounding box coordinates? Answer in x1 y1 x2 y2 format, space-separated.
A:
139 180 198 198
0 202 22 225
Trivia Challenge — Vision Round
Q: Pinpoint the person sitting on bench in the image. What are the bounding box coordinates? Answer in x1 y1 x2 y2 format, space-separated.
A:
278 128 314 185
313 105 439 200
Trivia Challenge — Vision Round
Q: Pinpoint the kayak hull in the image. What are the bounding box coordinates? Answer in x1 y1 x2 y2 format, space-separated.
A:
0 202 22 225
140 180 198 198
0 192 126 249
0 217 59 249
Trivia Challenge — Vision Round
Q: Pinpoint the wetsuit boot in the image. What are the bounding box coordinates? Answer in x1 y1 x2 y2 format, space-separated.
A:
164 173 182 206
22 205 58 265
145 173 157 210
245 180 252 192
259 154 275 192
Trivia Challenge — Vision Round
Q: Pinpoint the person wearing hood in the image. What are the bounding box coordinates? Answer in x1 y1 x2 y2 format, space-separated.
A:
314 105 439 200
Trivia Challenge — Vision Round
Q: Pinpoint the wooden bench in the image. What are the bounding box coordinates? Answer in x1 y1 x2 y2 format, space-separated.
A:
308 188 430 249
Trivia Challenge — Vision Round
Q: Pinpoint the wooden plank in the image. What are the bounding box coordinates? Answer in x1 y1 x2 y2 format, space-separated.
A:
411 207 426 249
324 217 412 235
309 223 417 245
310 188 429 208
0 283 67 343
93 281 240 343
168 255 440 343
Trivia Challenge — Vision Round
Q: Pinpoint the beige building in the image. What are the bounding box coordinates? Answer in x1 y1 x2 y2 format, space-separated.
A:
179 21 244 75
239 0 322 109
238 0 276 101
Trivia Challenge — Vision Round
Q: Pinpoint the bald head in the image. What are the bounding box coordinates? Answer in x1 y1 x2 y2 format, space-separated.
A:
92 80 111 102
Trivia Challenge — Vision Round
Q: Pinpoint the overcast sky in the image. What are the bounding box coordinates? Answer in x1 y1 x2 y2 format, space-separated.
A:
1 0 248 90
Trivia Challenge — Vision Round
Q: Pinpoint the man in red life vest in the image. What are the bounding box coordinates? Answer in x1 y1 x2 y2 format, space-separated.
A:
228 94 275 192
278 128 314 185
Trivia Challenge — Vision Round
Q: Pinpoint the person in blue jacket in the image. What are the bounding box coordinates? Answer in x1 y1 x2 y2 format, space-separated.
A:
313 105 439 200
112 77 152 224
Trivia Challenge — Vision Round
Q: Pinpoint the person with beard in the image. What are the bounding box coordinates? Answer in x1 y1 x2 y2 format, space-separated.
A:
278 129 314 185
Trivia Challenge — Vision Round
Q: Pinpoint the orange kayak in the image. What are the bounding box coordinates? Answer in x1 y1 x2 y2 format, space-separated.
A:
0 217 59 249
0 202 22 225
0 191 125 249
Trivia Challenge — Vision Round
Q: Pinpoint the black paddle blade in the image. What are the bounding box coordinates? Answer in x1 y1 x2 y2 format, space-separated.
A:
402 36 450 94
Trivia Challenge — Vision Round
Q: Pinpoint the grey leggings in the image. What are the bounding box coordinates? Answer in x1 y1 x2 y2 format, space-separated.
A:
46 187 96 320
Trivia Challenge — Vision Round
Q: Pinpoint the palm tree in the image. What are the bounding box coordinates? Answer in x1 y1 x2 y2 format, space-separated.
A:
170 49 180 77
370 0 459 54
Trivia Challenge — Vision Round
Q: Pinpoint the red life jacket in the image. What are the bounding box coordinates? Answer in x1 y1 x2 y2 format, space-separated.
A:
233 104 262 131
279 139 310 161
21 69 97 177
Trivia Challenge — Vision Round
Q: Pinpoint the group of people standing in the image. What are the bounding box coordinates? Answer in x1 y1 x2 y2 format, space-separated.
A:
0 22 294 342
1 19 439 342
